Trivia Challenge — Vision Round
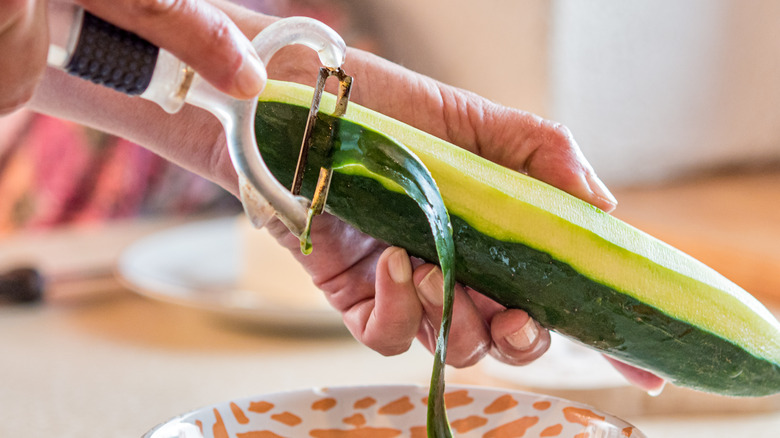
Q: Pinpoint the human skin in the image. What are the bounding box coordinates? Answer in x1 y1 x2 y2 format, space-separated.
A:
6 0 662 392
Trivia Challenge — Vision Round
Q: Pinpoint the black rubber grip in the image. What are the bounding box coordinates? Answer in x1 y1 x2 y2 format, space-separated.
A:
65 12 159 95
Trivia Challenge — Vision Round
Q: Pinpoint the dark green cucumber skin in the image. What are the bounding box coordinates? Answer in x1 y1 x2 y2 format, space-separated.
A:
255 101 780 397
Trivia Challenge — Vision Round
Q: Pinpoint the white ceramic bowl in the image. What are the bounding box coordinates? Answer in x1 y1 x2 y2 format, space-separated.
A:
144 384 645 438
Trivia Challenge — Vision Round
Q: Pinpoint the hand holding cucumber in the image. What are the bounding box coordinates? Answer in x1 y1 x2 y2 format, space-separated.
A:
253 76 664 393
18 2 668 393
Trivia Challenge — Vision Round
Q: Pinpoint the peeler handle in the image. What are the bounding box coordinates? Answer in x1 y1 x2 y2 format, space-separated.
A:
47 5 349 239
48 3 194 113
61 10 158 96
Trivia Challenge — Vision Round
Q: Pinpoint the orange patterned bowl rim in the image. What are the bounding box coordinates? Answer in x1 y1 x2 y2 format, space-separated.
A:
143 383 646 438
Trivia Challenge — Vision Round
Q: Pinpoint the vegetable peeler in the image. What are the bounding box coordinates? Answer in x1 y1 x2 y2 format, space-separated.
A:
47 4 353 243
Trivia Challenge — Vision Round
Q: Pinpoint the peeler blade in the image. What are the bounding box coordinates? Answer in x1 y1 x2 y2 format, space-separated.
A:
292 67 353 198
293 67 353 252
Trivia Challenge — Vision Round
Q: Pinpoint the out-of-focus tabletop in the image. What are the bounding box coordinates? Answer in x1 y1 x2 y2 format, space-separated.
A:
0 216 441 437
611 169 780 306
1 171 779 438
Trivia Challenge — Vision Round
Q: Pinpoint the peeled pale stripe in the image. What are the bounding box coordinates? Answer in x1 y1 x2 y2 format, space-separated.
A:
258 81 780 364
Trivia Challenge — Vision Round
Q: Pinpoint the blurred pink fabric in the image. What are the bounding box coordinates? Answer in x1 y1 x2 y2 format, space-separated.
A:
0 113 241 235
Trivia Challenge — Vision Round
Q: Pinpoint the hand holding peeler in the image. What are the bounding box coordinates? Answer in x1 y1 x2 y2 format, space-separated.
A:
47 4 353 244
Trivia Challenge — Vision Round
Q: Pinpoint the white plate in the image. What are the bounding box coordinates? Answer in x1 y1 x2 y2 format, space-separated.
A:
143 384 646 438
481 332 629 391
117 217 345 332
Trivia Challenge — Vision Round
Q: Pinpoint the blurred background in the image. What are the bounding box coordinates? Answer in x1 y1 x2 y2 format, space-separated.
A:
358 0 780 186
1 1 779 436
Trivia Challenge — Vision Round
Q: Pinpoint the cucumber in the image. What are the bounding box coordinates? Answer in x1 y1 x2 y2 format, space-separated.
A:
254 80 780 397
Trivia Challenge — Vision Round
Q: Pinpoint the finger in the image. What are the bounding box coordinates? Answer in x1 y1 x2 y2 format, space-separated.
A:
266 218 421 356
455 99 618 213
340 247 422 356
603 355 666 395
464 288 551 365
0 0 48 114
488 308 551 366
414 264 491 368
264 215 387 310
77 0 265 99
522 120 618 213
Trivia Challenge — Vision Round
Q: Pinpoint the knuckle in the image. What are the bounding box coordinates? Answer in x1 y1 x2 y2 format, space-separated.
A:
80 0 188 20
207 14 233 41
375 342 411 357
189 13 244 88
543 121 589 169
205 134 239 192
206 19 242 65
448 350 484 369
362 331 412 357
446 341 488 369
133 0 185 15
540 119 575 148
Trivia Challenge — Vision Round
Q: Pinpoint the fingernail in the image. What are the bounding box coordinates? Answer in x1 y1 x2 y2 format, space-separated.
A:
234 51 266 98
387 248 412 284
647 381 666 397
505 319 540 350
416 267 444 307
587 173 618 210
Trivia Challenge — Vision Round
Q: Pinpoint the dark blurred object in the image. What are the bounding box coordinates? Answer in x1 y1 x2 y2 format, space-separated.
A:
0 217 195 305
0 267 44 304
